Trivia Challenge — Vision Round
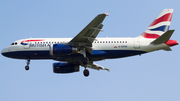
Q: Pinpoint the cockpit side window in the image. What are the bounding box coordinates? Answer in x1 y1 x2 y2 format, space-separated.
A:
11 42 17 45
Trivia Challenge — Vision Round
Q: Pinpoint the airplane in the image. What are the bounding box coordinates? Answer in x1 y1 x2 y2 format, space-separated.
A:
1 9 178 77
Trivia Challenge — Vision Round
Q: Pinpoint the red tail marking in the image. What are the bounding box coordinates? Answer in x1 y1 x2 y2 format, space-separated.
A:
149 13 173 27
165 40 178 46
141 32 160 39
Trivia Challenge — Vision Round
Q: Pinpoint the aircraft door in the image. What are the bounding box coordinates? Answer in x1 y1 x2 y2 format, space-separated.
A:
134 38 140 49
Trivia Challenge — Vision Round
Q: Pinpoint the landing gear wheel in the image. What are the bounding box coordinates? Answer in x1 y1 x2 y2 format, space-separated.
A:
25 58 30 71
83 69 89 77
25 65 29 70
82 57 89 65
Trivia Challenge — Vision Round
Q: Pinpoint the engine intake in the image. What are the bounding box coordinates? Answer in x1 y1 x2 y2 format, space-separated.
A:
50 44 77 55
53 63 79 73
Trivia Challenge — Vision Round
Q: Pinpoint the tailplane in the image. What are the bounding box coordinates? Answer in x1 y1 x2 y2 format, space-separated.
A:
138 9 173 38
151 30 175 45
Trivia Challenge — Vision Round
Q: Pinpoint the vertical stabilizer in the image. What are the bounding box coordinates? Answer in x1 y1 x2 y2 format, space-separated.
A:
138 9 173 38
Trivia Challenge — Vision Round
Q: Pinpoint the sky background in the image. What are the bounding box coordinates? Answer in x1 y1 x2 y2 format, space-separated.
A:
0 0 180 101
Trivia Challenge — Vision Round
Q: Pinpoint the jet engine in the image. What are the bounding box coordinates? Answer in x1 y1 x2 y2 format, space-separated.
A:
50 44 77 55
53 63 79 73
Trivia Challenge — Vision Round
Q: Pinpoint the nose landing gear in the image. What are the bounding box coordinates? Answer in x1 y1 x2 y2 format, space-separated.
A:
25 59 30 70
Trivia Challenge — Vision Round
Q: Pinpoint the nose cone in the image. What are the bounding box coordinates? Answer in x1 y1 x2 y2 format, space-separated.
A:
1 48 8 57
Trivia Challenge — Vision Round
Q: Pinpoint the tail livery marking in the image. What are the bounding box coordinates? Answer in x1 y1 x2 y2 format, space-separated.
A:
141 32 160 38
141 9 173 38
149 13 173 27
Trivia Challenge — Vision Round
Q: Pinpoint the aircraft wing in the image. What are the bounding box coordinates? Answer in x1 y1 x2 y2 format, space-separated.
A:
69 12 109 47
86 62 110 72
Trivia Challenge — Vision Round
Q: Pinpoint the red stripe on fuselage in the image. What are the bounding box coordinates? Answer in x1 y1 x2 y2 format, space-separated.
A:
21 39 44 43
149 13 172 27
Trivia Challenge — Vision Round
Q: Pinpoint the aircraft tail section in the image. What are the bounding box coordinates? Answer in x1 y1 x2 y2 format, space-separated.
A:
138 9 173 39
151 30 174 45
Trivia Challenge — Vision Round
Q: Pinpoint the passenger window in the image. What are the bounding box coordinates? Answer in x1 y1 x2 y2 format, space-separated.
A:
114 41 116 43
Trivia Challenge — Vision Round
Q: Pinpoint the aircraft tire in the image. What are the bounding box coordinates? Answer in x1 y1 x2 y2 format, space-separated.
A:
82 57 89 65
83 69 89 77
25 65 29 70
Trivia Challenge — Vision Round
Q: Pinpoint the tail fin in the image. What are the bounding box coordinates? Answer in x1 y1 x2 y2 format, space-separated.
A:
138 9 173 38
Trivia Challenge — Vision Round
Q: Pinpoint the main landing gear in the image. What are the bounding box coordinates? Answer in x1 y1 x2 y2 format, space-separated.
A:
25 59 30 70
79 49 90 77
82 57 89 65
83 68 89 77
82 57 90 77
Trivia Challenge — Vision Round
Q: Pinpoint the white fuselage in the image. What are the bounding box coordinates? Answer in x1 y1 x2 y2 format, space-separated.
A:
1 37 169 61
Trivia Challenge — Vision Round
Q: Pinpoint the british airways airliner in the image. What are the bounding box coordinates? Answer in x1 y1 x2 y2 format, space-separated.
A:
1 9 178 77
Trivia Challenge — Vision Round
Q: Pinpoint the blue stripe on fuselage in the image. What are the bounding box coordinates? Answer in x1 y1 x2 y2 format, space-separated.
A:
1 50 147 60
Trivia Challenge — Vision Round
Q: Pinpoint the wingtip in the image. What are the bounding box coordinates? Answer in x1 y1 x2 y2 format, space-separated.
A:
105 11 110 16
105 67 111 72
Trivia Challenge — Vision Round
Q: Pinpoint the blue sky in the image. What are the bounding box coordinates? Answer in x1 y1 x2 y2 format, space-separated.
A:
0 0 180 101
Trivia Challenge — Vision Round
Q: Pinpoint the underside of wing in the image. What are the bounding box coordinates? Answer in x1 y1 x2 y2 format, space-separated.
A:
86 62 110 72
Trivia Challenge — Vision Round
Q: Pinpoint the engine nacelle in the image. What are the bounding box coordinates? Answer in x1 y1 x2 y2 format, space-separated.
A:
53 63 79 73
50 44 77 55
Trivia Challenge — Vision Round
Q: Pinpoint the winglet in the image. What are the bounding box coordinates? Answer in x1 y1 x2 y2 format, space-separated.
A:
105 11 110 16
162 47 172 51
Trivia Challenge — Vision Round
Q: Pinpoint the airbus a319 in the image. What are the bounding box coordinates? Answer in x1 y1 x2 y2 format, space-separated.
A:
1 9 178 77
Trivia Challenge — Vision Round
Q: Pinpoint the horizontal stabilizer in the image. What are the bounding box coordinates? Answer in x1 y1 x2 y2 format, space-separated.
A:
162 47 172 51
151 30 175 45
